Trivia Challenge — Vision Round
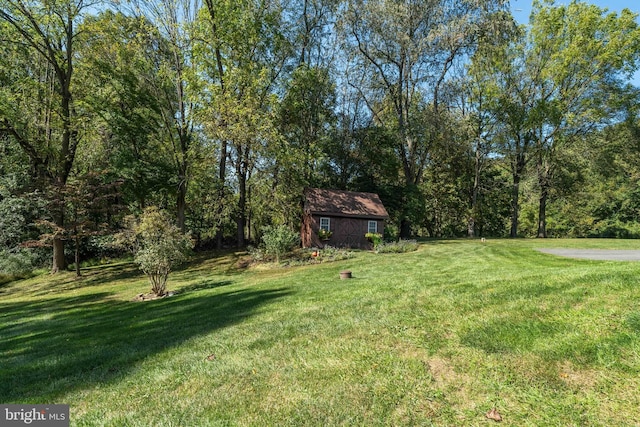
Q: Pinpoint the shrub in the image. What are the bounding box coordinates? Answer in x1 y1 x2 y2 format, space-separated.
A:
247 245 265 262
249 245 354 267
365 232 383 249
0 190 47 279
261 225 300 263
116 207 193 296
315 246 355 262
0 249 36 277
375 239 419 253
317 229 332 240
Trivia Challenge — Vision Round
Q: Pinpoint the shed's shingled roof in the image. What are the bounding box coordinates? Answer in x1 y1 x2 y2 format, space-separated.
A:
304 188 389 219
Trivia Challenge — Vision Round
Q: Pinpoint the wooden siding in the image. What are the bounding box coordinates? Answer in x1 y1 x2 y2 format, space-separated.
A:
302 214 385 249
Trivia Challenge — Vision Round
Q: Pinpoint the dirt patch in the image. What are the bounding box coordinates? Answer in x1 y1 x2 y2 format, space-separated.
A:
427 357 461 386
558 361 598 389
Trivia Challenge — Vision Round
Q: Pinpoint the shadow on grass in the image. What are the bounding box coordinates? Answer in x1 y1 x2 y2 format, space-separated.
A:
176 279 233 294
0 284 291 402
0 264 143 299
78 263 142 286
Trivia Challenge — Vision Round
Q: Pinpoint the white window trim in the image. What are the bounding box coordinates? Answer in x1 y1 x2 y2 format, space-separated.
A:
319 217 331 231
368 220 378 234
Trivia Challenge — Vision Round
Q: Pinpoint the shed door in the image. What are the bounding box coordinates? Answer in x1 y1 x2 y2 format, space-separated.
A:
335 218 366 248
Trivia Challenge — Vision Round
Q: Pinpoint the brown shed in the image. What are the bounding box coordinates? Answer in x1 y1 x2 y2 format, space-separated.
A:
301 188 389 249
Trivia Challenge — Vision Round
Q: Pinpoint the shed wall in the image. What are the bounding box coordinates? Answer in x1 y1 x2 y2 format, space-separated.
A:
302 214 385 249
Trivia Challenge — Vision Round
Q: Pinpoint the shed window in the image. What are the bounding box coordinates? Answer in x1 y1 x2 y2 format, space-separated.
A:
368 220 378 233
319 217 331 231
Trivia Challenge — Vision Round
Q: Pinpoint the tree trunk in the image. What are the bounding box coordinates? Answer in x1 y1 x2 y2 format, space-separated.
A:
236 161 247 248
215 181 226 250
51 186 67 273
509 151 527 238
468 151 481 238
52 238 66 273
174 59 189 233
467 217 475 238
400 218 412 239
176 173 187 232
74 234 81 277
203 0 228 250
537 188 548 238
54 29 76 273
215 144 227 250
537 157 550 238
510 173 520 238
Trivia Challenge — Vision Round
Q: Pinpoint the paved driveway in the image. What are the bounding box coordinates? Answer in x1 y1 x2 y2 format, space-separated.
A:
537 248 640 261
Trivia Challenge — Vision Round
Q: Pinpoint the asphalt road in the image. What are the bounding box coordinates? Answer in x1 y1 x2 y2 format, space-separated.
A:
537 248 640 261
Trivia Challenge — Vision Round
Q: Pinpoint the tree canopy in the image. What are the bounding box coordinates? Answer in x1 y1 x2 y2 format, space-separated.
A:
2 0 640 272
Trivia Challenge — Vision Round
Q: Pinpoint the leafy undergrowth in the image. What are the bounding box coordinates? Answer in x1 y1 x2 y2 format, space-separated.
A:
248 246 355 268
1 240 640 425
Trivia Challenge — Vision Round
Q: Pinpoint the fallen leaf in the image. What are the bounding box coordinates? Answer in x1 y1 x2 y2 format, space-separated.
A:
486 407 502 422
206 354 216 361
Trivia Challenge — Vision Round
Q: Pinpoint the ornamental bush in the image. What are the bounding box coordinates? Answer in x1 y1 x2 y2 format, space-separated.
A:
0 249 37 277
261 225 300 263
118 207 193 296
365 232 383 249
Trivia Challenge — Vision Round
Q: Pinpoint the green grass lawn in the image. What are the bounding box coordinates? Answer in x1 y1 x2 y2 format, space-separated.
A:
2 239 640 426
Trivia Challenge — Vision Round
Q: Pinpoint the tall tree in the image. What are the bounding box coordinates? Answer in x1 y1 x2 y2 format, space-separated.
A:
286 0 338 67
461 29 512 238
199 0 289 247
278 64 336 188
478 1 640 238
80 11 176 211
527 0 640 237
339 0 509 237
470 24 540 238
0 0 96 272
200 0 229 249
128 0 201 231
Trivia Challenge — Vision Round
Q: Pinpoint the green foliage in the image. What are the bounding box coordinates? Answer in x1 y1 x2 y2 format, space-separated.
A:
260 225 300 263
79 11 178 211
4 0 640 252
0 180 48 276
365 232 382 248
0 0 94 273
0 249 37 277
0 194 29 249
311 246 355 263
278 64 336 186
374 239 419 254
317 229 332 240
592 221 640 239
471 1 640 237
249 244 354 266
118 207 193 295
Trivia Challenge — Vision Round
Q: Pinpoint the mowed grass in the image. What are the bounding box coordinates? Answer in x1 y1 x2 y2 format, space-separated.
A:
1 239 640 426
